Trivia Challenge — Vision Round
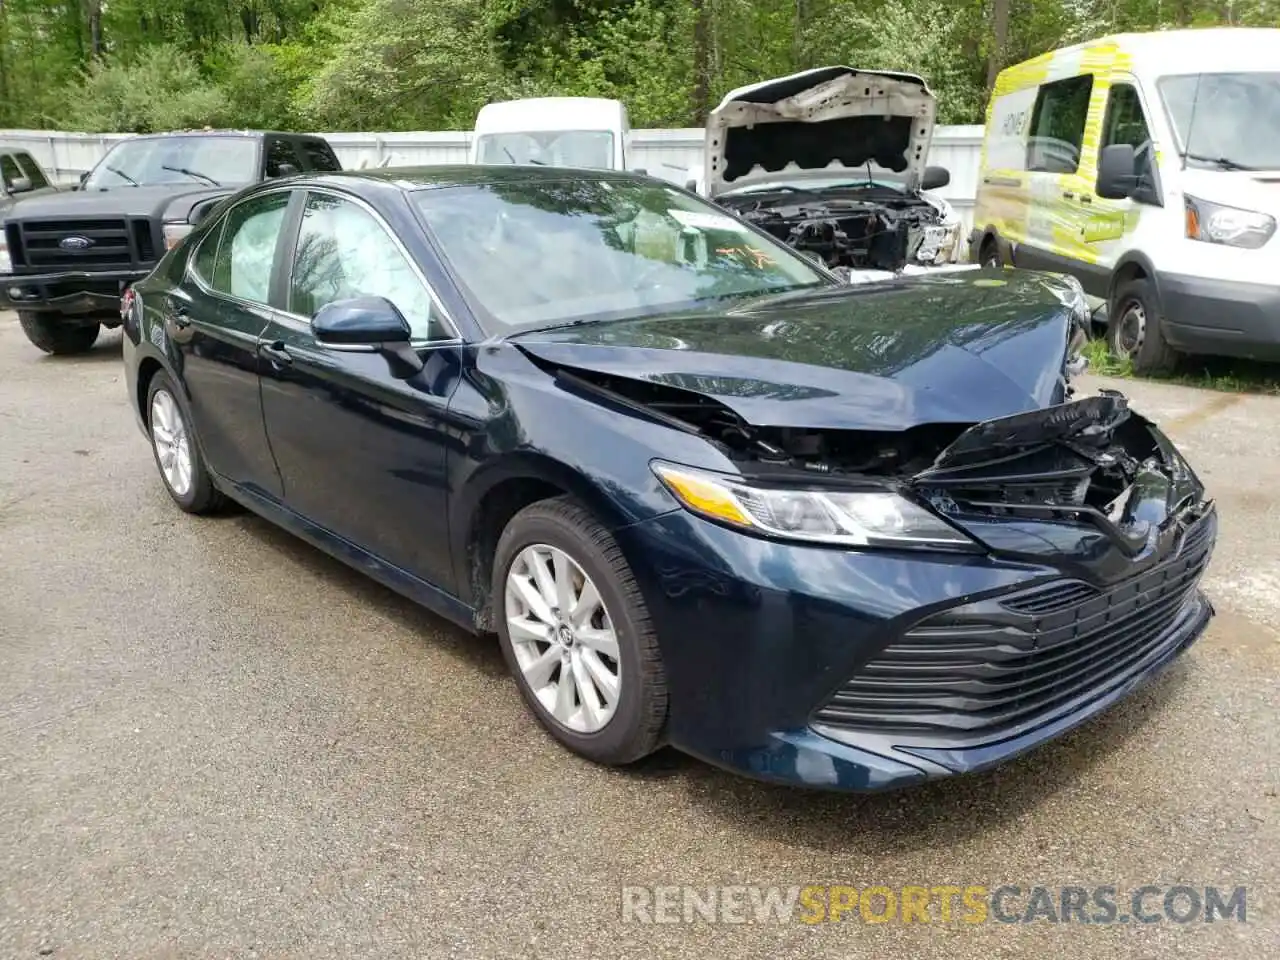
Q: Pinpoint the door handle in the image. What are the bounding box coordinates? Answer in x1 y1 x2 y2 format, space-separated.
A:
1062 191 1076 200
1079 195 1093 204
261 341 292 366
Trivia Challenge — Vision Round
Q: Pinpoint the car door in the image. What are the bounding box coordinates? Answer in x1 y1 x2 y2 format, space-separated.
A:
257 188 462 590
1020 73 1096 273
1077 78 1157 294
174 189 292 497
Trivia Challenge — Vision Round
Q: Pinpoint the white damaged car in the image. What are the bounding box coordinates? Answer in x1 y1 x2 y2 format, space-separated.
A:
696 66 975 283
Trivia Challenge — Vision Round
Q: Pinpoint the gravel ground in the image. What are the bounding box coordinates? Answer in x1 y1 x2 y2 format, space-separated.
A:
1 315 1276 959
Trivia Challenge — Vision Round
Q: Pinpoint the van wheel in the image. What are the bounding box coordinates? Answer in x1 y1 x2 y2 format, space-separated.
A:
1107 276 1178 375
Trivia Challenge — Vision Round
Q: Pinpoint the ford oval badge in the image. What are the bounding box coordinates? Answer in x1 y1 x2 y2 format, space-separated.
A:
59 236 93 251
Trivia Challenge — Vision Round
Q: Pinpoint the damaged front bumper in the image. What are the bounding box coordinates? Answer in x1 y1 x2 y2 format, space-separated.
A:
616 394 1216 791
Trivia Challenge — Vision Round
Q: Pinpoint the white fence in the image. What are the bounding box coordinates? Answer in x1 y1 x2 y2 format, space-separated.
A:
1 125 985 229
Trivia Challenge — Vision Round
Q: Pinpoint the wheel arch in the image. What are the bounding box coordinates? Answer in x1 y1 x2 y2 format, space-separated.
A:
451 453 637 632
1108 251 1163 312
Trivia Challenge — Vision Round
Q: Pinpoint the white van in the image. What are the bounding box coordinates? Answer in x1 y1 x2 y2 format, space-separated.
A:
469 97 630 171
972 28 1280 373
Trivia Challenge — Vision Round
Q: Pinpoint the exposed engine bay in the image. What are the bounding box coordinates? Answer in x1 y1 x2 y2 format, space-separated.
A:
715 184 951 275
553 363 1207 546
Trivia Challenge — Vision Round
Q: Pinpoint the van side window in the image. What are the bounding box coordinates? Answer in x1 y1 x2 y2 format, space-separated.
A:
1101 84 1151 151
1026 75 1094 174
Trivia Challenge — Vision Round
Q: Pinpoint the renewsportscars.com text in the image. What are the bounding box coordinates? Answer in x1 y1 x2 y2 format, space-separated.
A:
620 884 1248 925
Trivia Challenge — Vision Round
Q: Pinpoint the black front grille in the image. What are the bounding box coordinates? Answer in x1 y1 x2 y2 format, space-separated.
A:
11 217 157 272
813 514 1216 740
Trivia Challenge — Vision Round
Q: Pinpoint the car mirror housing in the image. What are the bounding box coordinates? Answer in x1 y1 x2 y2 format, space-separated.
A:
311 296 423 379
1096 144 1139 200
922 165 950 190
7 176 33 194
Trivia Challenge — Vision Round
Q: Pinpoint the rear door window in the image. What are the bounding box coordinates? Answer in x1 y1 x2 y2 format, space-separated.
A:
1026 75 1095 174
299 140 342 172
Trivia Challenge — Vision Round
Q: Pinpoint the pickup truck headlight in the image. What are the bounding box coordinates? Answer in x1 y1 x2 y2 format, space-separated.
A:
0 232 11 274
1185 196 1275 249
651 462 975 550
162 222 194 251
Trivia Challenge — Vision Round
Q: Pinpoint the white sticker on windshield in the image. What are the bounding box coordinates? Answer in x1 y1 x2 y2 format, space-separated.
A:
667 209 741 231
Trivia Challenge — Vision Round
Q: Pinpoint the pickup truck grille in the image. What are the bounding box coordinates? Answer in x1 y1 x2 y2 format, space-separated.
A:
6 217 157 272
812 512 1216 742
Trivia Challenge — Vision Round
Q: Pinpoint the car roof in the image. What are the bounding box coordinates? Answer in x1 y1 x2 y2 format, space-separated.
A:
296 164 649 192
119 130 319 141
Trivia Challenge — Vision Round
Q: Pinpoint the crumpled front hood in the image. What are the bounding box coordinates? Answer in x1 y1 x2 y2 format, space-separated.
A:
705 66 937 198
512 270 1083 431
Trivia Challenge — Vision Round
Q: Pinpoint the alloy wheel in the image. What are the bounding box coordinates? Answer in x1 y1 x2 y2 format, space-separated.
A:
150 389 193 498
504 543 622 733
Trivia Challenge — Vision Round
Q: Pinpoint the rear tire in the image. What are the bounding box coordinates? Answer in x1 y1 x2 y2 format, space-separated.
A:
146 371 224 514
1107 276 1178 375
18 312 100 355
494 496 667 766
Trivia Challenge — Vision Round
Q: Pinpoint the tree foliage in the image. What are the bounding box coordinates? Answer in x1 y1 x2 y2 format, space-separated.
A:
0 0 1276 133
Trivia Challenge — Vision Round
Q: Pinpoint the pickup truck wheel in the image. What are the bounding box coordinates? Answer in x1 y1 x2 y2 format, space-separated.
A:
18 312 101 355
1107 277 1178 375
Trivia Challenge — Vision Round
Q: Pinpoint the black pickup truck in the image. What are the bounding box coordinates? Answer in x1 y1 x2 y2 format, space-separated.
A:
0 130 342 354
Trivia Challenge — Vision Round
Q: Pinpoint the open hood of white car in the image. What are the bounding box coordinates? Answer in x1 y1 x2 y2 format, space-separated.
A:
704 66 937 198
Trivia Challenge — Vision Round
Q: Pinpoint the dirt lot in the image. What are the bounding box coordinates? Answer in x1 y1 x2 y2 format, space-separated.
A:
1 314 1277 959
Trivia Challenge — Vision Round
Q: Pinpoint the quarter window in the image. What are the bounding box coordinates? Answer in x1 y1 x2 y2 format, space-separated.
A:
191 221 224 285
1027 74 1095 174
210 192 290 304
300 140 342 172
289 192 438 340
1102 84 1152 150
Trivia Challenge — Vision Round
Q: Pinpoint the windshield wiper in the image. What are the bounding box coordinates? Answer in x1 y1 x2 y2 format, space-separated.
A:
1183 152 1256 171
104 165 139 187
161 164 221 186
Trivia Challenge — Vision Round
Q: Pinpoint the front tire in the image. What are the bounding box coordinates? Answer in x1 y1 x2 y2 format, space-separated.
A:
18 312 100 355
1107 276 1178 375
146 372 223 514
494 497 667 765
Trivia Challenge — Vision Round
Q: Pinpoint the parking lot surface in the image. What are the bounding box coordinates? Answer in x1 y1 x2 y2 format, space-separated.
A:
1 313 1277 959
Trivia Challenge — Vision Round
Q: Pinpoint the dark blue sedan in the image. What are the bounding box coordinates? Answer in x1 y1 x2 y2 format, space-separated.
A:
121 166 1216 790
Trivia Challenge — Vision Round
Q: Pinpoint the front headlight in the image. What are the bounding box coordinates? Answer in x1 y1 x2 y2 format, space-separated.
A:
162 221 194 251
1185 196 1275 249
651 462 975 550
0 229 10 274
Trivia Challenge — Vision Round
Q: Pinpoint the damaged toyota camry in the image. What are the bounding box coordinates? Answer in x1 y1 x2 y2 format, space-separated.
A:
122 166 1216 791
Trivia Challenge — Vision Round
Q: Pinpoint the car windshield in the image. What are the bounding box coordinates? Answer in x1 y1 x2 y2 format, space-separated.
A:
82 136 258 190
475 131 615 170
415 178 831 333
1159 72 1280 171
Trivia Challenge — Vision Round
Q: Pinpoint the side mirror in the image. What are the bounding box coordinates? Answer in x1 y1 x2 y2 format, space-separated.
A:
311 296 423 379
6 176 33 194
1097 143 1138 200
275 162 299 178
633 167 648 176
685 178 698 192
922 165 950 190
